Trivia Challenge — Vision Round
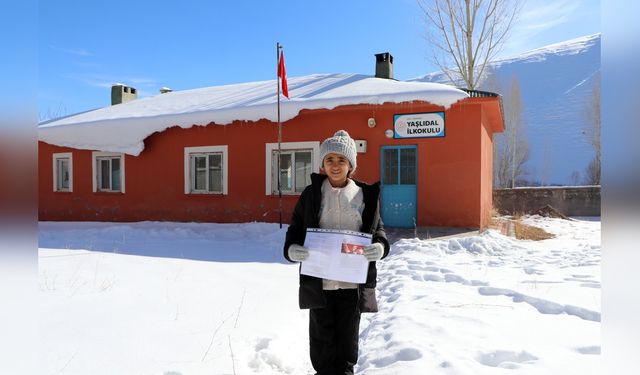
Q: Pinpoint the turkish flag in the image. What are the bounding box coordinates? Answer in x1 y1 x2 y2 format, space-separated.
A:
278 51 289 99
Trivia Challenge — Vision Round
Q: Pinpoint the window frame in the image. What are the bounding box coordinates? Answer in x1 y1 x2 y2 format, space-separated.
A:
92 151 125 193
381 145 417 186
265 141 320 196
52 152 73 192
184 145 228 195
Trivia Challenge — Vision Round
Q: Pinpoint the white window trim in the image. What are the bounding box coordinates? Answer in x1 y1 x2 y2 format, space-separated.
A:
92 151 125 193
52 152 73 192
184 145 228 195
265 141 320 195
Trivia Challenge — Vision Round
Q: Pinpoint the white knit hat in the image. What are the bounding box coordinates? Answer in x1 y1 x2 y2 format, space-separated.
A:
320 130 357 172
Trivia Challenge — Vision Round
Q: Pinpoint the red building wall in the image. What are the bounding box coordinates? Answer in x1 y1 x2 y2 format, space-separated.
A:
39 98 501 227
480 106 495 230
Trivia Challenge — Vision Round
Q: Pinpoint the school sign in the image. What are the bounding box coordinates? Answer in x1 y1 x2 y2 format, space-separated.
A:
393 112 445 138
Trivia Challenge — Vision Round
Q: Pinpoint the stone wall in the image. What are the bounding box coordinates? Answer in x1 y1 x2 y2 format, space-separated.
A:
493 186 601 217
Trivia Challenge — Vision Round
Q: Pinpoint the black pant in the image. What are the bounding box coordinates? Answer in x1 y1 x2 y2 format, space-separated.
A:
309 289 361 375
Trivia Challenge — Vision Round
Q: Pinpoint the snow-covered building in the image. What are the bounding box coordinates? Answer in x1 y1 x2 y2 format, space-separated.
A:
38 55 504 228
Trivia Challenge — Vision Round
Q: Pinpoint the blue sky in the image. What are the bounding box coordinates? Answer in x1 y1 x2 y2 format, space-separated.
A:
38 0 600 119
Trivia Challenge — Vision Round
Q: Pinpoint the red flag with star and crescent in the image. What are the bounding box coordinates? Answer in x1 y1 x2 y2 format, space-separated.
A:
278 51 289 99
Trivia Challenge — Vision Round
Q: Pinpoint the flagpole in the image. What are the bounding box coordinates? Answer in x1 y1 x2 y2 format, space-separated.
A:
276 42 283 229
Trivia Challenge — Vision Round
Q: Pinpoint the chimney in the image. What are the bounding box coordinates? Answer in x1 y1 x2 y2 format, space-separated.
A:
159 87 173 94
111 83 137 105
375 52 394 79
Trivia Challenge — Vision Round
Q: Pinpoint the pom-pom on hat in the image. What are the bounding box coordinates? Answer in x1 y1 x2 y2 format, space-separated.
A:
320 130 357 172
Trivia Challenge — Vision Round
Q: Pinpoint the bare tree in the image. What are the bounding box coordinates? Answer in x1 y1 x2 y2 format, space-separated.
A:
39 102 68 123
484 68 506 187
480 65 500 92
569 170 581 186
583 72 601 185
418 0 521 89
584 158 601 186
491 74 528 188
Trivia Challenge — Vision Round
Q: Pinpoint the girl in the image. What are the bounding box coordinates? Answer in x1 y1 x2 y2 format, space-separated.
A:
284 130 390 375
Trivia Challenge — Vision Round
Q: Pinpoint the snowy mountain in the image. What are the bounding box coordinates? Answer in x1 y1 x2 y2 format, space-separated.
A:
410 34 601 185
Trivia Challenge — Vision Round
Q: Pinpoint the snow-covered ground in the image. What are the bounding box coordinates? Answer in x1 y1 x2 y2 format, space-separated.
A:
38 216 600 374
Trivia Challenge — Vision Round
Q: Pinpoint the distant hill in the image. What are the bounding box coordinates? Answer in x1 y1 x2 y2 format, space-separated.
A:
409 34 601 185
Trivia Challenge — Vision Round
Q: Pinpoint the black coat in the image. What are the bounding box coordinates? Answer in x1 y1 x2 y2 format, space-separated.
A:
284 173 390 313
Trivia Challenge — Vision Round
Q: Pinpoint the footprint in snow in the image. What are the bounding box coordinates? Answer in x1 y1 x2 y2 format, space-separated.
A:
478 287 601 322
387 293 401 303
255 337 271 351
565 277 597 282
395 269 414 276
248 337 293 373
422 272 487 286
470 280 489 286
423 273 444 282
571 274 592 278
576 345 600 355
580 282 601 289
371 348 423 367
444 274 469 284
378 282 403 296
477 350 538 368
524 267 544 275
407 263 442 272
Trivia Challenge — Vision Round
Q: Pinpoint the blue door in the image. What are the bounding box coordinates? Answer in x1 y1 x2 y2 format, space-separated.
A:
380 146 417 228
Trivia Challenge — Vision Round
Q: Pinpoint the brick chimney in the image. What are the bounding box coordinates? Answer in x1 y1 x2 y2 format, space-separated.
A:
111 83 137 105
375 52 394 79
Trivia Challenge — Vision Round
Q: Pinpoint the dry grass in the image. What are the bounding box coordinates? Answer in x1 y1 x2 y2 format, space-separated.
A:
488 214 555 241
513 220 555 241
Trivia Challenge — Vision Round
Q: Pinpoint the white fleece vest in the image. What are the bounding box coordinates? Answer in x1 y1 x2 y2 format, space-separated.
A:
319 178 364 290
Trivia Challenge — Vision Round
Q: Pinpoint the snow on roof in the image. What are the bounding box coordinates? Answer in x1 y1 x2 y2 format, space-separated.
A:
38 73 469 156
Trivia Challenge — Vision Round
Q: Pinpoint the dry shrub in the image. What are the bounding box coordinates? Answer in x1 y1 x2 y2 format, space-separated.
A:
488 212 555 240
486 208 501 230
534 204 571 220
513 220 555 241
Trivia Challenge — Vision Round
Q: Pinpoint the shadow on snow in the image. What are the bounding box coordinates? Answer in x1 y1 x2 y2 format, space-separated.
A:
38 221 290 264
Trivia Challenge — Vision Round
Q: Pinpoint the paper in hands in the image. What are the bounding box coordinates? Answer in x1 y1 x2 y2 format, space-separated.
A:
301 228 371 284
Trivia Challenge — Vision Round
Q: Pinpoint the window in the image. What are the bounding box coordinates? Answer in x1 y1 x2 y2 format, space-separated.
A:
382 146 417 185
273 150 312 193
184 146 228 195
265 141 320 195
53 153 73 192
382 148 398 185
399 148 416 184
92 152 125 193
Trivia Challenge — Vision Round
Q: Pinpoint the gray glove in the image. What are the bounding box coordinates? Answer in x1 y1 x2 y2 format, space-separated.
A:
363 242 384 262
288 244 310 262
